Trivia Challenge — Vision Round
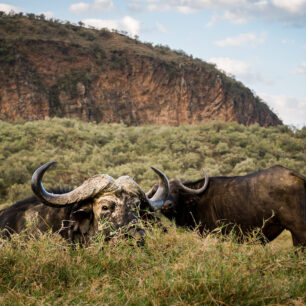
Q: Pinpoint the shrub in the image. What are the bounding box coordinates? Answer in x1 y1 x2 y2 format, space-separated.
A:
215 142 229 154
0 119 305 205
233 158 256 175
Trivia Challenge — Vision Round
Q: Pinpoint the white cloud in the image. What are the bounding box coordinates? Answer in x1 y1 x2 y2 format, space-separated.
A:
127 3 144 12
70 3 90 14
215 32 266 47
223 10 249 24
137 0 306 26
177 6 196 14
156 22 168 33
293 61 306 74
83 16 140 36
70 0 114 15
271 0 306 14
210 57 250 77
281 39 295 44
209 57 271 85
260 93 306 127
206 10 249 26
148 4 170 12
39 11 54 19
205 14 219 27
0 3 21 14
209 57 273 86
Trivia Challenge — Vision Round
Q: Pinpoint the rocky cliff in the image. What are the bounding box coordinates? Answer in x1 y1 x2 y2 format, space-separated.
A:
0 13 282 126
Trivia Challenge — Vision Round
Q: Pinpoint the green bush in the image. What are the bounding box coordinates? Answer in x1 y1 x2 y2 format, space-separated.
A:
0 118 305 205
215 142 229 154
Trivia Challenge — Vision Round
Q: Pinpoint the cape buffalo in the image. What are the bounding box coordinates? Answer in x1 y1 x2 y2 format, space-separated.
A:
151 165 306 246
0 161 169 245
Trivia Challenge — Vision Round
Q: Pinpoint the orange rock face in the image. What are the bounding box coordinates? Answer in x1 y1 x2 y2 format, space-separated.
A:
0 34 282 127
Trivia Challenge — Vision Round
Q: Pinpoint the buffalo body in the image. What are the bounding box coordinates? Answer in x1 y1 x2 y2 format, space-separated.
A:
160 166 306 246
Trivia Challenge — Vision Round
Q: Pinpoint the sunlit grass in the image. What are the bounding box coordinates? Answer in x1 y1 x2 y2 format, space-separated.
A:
0 224 304 305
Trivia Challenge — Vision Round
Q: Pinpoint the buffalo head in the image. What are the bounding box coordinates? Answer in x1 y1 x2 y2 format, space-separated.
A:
0 161 169 245
155 170 209 226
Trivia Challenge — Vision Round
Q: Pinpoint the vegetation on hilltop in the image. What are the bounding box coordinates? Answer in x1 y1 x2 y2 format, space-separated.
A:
0 11 265 98
0 11 281 126
0 11 216 70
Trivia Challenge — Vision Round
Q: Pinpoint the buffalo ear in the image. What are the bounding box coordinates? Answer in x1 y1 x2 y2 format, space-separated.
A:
71 209 93 234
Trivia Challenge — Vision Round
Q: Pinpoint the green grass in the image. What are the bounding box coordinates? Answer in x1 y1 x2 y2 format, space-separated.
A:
0 118 305 304
0 224 304 305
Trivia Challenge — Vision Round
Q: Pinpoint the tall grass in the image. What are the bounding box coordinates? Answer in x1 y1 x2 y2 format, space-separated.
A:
0 225 304 305
0 118 305 304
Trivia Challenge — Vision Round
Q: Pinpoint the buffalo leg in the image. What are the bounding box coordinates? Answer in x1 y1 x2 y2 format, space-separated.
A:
290 228 306 247
260 222 284 244
280 216 306 247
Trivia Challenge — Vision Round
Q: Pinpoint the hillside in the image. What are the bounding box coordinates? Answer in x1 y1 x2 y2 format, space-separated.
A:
0 12 282 126
0 118 304 206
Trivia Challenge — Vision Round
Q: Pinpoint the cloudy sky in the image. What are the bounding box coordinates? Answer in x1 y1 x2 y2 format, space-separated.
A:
1 0 306 127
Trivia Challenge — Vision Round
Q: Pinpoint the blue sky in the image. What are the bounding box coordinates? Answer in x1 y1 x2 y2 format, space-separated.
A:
1 0 305 127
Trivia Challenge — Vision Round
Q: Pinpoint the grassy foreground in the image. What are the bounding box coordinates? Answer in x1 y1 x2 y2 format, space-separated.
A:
0 118 305 304
0 225 305 305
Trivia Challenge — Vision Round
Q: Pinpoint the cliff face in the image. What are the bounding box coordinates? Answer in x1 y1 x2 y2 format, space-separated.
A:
0 14 282 126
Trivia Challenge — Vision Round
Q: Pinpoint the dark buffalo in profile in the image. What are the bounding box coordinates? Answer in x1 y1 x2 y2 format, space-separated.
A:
151 165 306 246
0 161 169 245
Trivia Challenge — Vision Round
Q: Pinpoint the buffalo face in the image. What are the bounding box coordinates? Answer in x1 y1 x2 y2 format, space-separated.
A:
160 170 209 226
92 180 147 239
0 162 170 245
63 188 145 245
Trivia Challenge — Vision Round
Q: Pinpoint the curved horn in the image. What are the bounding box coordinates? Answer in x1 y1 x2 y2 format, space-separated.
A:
146 167 169 211
178 169 209 195
31 161 114 207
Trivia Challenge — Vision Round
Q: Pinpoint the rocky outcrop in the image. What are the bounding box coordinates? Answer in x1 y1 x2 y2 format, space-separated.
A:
0 14 282 126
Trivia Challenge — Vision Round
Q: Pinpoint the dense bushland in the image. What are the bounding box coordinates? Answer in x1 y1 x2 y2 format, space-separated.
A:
0 118 305 206
0 118 305 304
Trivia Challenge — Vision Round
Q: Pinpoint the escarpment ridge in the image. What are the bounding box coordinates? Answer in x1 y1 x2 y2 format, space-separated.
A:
0 12 282 126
